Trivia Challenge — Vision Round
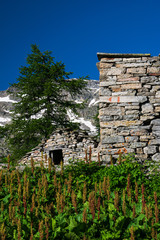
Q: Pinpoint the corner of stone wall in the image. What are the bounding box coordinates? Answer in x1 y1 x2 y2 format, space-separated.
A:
97 53 160 163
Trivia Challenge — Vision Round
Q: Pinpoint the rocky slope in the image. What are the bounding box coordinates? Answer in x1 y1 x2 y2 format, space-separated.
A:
0 80 99 157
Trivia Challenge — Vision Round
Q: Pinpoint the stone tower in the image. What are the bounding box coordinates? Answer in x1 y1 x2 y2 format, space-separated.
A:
97 53 160 163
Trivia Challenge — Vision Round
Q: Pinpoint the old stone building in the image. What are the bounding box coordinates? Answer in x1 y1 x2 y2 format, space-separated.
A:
19 129 99 166
97 53 160 163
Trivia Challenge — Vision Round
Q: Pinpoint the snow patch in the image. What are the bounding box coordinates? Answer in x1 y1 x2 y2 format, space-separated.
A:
89 99 96 107
75 100 83 104
31 109 46 119
0 116 11 122
67 110 97 133
4 110 12 113
88 99 99 107
0 96 17 103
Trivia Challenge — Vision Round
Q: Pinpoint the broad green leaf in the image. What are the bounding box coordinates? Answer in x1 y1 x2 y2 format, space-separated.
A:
108 203 115 211
67 217 77 232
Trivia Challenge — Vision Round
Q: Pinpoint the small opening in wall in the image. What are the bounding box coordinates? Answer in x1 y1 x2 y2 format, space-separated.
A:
49 149 63 165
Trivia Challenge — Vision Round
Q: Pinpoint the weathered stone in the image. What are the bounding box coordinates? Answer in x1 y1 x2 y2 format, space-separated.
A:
117 77 139 82
113 143 128 147
130 142 147 148
121 83 142 89
123 57 143 62
99 88 112 96
125 105 140 110
152 126 160 131
100 120 142 128
140 115 154 121
127 67 146 74
142 103 153 113
124 63 150 68
117 130 130 135
102 148 125 155
155 91 160 98
102 136 124 144
99 96 147 103
136 148 143 154
124 115 139 121
140 135 153 141
100 81 116 87
99 115 114 121
110 86 122 92
135 154 148 159
152 131 160 137
107 67 124 75
155 107 160 112
144 146 157 154
125 110 139 115
143 84 151 89
149 139 160 145
130 129 148 136
100 62 114 69
112 91 136 96
99 107 122 116
101 128 114 135
117 74 133 79
151 119 160 125
152 153 160 161
125 136 138 142
151 85 160 92
101 58 123 62
147 67 160 73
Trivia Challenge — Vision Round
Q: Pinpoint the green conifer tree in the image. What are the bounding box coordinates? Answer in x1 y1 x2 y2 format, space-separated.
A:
2 44 87 160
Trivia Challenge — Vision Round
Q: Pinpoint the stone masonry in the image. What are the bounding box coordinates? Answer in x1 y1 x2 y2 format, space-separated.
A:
97 53 160 163
19 129 99 167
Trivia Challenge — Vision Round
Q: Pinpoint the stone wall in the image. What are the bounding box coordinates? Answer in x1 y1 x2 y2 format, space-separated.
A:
19 129 99 166
97 53 160 163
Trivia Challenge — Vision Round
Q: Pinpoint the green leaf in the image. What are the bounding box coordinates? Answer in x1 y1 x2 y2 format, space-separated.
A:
3 194 11 203
67 216 78 232
13 229 17 239
108 203 115 212
77 190 82 200
115 216 126 229
83 201 89 209
46 173 50 181
136 213 146 223
52 218 56 231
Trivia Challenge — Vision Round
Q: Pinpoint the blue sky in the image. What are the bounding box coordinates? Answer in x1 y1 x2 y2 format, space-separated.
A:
1 0 160 90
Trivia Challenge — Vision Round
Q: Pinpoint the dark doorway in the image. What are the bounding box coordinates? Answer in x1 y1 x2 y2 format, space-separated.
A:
49 149 63 165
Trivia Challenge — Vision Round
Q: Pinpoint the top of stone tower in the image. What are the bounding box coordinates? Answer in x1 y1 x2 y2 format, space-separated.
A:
97 53 151 61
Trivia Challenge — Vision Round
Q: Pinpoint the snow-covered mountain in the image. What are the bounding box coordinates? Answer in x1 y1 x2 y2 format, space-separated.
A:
0 80 99 133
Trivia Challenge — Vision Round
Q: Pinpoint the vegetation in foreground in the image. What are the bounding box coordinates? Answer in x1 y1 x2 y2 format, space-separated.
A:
0 153 160 239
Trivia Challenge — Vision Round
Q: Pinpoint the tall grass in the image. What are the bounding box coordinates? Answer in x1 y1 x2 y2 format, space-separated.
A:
0 153 160 239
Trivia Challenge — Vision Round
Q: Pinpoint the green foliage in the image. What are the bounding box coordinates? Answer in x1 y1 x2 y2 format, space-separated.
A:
0 154 160 239
1 44 87 161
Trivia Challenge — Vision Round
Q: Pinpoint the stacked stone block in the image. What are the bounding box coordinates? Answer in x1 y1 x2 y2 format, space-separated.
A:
97 53 160 163
19 129 99 166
